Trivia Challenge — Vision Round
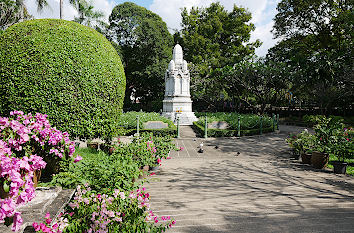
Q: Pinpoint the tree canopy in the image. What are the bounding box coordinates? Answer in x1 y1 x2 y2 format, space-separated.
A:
107 2 173 111
270 0 353 112
176 2 261 109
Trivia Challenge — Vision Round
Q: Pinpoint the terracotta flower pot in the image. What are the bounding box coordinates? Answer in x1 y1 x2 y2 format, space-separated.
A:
311 151 329 169
87 142 99 150
33 170 42 188
333 161 348 174
301 153 312 165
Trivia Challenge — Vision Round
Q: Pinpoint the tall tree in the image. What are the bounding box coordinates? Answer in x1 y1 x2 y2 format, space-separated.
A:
220 59 290 113
177 2 261 108
0 0 36 30
73 0 104 27
271 0 353 112
107 2 173 110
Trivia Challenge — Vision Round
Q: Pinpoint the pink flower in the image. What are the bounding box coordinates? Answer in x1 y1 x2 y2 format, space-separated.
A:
179 146 184 151
45 218 52 224
74 155 82 163
166 157 172 159
11 212 23 232
32 222 41 231
149 172 156 176
45 212 51 219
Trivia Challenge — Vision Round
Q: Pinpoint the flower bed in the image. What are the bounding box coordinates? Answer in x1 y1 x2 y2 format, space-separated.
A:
37 132 177 232
117 112 176 137
193 112 275 137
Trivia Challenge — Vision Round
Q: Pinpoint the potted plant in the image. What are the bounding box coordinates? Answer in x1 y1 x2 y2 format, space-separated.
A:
331 127 353 174
311 117 341 169
286 133 300 159
292 130 314 164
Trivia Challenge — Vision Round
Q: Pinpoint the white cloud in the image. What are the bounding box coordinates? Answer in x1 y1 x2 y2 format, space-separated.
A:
150 0 281 56
25 0 115 22
251 21 279 57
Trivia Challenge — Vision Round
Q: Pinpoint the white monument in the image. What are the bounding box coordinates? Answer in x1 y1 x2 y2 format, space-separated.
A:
162 44 198 125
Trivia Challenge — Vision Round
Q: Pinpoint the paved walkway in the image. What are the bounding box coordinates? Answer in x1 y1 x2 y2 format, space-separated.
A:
145 125 354 233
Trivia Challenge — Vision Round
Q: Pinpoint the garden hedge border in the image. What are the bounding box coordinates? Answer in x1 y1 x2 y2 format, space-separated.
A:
192 121 274 137
125 128 177 137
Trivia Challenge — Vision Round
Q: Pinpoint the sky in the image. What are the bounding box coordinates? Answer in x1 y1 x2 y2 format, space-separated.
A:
25 0 281 57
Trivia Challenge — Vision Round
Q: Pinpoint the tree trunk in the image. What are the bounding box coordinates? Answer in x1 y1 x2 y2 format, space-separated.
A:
60 0 63 19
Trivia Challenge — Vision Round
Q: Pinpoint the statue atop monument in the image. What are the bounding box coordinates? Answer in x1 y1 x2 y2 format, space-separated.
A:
162 44 198 125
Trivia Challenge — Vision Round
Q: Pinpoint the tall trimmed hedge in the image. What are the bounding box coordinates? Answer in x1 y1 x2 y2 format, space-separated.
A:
0 19 126 139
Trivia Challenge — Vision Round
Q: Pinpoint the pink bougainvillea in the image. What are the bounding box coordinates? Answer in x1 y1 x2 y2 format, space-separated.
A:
0 111 80 231
33 185 175 233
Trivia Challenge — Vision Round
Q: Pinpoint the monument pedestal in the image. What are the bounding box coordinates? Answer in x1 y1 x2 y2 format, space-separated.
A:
162 44 198 125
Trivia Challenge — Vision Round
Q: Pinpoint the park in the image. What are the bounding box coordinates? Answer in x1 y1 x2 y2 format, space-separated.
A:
0 0 353 232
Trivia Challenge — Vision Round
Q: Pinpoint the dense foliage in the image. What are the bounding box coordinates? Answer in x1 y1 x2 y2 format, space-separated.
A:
218 60 291 113
269 0 353 113
193 112 275 137
0 19 126 140
107 2 173 111
176 2 260 108
115 112 176 137
286 116 354 174
44 133 177 232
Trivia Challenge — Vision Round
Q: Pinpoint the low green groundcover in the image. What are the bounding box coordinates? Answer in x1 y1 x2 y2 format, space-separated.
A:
194 112 275 137
118 111 176 137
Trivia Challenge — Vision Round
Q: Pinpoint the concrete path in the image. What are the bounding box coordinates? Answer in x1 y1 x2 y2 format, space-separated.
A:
145 125 354 233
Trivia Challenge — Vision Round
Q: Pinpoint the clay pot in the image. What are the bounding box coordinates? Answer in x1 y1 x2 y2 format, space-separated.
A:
301 153 312 165
87 142 99 150
311 151 329 169
33 170 42 188
333 161 348 174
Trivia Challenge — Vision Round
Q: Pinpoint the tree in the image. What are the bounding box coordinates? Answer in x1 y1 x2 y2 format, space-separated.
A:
73 0 104 27
177 2 261 109
220 59 290 113
0 0 32 30
107 2 173 110
271 0 353 113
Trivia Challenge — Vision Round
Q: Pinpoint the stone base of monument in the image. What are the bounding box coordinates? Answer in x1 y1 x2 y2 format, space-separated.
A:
162 112 198 125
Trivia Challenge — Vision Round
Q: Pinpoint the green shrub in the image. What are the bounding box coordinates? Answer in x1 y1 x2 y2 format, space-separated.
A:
0 19 126 140
51 148 141 191
193 112 274 137
119 111 176 129
195 112 273 130
193 121 274 137
118 111 176 136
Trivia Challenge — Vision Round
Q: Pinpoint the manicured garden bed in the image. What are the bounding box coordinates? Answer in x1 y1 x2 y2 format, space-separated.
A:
117 111 177 137
0 110 176 232
193 112 275 137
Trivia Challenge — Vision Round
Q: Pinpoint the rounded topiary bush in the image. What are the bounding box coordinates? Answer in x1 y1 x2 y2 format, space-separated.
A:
0 19 126 139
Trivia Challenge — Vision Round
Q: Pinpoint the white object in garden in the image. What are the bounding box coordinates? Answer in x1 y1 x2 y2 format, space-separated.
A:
162 44 198 125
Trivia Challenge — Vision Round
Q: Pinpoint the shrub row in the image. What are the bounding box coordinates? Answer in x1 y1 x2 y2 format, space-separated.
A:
117 112 176 137
195 112 274 130
193 121 274 137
